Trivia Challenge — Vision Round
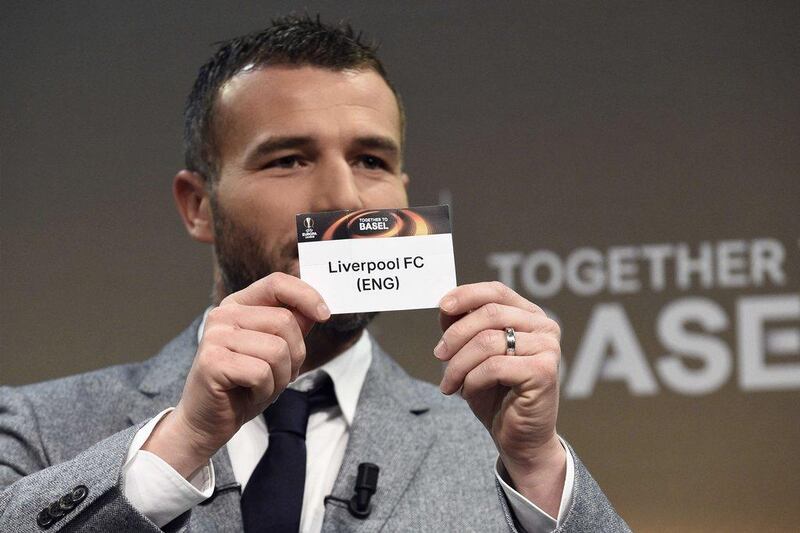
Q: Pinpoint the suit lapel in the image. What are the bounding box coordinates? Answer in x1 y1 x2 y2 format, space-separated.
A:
126 316 244 532
321 343 438 533
127 319 437 533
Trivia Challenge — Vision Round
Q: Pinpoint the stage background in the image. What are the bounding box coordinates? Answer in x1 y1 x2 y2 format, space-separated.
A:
2 2 798 531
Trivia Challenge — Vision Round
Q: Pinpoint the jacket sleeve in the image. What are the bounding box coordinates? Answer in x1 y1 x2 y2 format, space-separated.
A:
0 385 167 532
495 441 632 533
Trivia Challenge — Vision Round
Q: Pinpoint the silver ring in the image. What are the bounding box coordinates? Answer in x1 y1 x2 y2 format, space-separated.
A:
504 327 516 356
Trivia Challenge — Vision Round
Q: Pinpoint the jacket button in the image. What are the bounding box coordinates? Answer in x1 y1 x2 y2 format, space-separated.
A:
58 493 76 512
70 485 88 504
36 508 54 529
47 501 65 519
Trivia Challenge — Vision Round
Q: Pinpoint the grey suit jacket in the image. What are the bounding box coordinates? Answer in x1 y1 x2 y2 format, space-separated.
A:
1 316 630 532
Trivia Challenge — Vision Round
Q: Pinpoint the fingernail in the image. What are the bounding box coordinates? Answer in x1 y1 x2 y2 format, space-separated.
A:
440 297 456 312
317 303 331 319
433 339 447 359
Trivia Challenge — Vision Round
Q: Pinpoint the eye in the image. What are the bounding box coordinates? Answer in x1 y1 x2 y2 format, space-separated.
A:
355 155 388 171
264 155 303 169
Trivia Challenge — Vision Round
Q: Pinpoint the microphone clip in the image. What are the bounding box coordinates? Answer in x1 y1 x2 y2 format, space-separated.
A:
324 462 380 519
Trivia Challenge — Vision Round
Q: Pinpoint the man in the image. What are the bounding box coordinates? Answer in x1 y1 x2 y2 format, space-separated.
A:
1 16 629 532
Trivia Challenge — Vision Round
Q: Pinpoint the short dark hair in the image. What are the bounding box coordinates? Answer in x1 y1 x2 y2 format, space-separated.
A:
183 14 403 182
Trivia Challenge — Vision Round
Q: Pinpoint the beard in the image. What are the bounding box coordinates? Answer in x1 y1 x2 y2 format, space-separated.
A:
209 193 376 342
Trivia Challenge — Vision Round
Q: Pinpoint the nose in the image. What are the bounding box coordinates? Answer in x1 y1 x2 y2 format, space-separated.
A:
309 157 364 213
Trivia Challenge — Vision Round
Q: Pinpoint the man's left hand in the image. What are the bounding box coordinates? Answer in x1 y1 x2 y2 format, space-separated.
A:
436 281 566 517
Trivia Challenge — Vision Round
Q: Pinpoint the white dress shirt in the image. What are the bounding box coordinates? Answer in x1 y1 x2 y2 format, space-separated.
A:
122 310 574 532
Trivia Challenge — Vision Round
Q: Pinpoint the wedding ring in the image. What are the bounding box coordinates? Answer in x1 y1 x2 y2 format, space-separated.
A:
504 327 516 356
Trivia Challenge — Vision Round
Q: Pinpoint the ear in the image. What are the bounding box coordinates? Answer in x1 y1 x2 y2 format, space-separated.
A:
400 172 410 187
173 169 214 243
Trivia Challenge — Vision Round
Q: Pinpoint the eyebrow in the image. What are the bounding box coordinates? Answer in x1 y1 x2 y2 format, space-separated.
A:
243 134 401 166
352 136 400 157
244 136 314 165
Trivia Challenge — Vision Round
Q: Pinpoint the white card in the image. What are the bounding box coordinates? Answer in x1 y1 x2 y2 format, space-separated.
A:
297 205 457 314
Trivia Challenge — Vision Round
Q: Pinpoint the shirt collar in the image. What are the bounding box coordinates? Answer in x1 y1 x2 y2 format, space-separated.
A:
197 307 371 427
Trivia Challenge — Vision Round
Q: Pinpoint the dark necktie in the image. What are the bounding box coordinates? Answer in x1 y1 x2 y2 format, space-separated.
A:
240 373 338 533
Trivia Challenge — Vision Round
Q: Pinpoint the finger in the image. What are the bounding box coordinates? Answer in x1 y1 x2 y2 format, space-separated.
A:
438 310 466 335
439 281 542 318
221 272 330 329
459 353 560 401
435 304 559 360
440 331 561 394
204 305 305 379
211 329 292 392
215 350 275 407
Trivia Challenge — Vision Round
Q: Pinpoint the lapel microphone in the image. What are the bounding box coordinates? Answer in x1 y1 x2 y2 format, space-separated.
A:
324 462 380 519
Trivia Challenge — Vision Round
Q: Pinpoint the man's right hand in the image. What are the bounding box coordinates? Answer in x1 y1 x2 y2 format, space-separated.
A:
141 272 331 479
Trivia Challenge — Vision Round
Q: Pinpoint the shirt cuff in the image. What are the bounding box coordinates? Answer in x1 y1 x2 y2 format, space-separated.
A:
122 407 216 528
494 436 575 533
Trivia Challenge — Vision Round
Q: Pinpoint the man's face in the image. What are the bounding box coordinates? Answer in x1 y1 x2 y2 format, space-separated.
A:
208 65 408 328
